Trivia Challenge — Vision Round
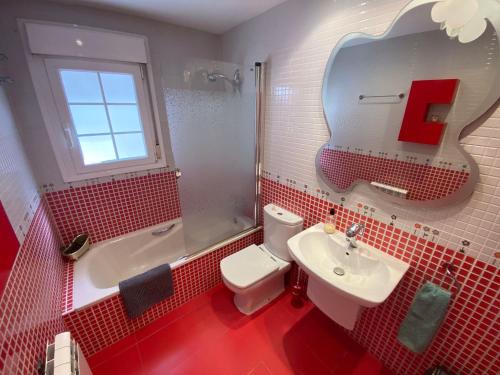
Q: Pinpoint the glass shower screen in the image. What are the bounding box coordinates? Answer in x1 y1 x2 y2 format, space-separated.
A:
164 60 258 254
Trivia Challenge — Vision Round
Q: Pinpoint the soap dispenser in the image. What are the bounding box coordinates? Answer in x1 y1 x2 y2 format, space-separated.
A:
324 208 337 234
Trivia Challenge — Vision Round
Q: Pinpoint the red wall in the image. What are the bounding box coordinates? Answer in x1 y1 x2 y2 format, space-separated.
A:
0 201 66 374
0 201 20 299
45 171 181 245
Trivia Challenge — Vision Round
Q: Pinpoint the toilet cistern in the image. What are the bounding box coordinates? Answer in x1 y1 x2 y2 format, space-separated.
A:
345 222 365 249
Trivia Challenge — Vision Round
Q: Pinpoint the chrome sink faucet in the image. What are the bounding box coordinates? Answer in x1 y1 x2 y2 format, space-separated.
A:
346 223 365 249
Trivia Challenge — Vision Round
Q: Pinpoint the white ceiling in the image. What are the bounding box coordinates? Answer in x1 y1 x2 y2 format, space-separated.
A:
54 0 288 34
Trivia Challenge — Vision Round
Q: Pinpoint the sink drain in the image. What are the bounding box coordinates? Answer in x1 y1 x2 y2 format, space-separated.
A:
333 267 345 276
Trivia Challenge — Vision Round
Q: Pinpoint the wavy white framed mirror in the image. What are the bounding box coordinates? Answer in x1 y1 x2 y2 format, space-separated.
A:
317 0 500 207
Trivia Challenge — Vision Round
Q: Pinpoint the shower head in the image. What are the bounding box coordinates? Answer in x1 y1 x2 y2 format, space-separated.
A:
207 72 226 82
206 69 241 89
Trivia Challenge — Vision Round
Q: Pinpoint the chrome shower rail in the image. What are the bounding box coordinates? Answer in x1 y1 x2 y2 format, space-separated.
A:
174 225 263 266
254 62 264 226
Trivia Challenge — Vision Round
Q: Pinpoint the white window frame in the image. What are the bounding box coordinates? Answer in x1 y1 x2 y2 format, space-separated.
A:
19 19 167 182
45 58 158 176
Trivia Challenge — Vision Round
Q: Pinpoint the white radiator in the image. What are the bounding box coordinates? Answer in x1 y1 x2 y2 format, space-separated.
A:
45 332 93 375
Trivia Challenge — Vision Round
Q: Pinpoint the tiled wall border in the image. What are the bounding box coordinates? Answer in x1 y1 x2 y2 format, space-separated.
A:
61 260 74 315
326 143 473 172
0 201 66 374
45 171 182 245
63 230 263 356
261 177 499 375
319 148 470 201
262 168 498 265
41 167 172 192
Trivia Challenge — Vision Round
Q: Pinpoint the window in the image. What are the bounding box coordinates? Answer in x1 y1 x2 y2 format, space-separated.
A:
44 58 161 180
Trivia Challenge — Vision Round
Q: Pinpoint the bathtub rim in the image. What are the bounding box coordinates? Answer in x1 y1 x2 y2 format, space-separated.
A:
68 221 263 313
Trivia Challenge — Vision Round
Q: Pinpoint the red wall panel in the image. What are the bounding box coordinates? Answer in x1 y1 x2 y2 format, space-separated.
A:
0 201 19 298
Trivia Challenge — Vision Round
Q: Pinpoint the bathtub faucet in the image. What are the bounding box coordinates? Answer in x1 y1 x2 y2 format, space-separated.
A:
152 224 175 236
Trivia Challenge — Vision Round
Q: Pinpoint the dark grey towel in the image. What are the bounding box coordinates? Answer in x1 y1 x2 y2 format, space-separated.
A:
119 264 174 319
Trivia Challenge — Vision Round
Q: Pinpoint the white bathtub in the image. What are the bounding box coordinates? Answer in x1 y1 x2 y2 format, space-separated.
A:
72 215 257 311
72 218 186 310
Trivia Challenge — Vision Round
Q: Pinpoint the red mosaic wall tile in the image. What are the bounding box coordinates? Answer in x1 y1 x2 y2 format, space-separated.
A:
45 171 182 245
63 230 263 356
319 148 470 201
0 201 66 374
261 177 499 375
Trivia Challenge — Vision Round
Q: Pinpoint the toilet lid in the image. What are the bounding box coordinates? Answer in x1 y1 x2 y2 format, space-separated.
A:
220 245 280 289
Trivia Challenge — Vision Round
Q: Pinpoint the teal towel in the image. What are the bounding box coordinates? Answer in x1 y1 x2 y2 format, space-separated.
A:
397 281 451 353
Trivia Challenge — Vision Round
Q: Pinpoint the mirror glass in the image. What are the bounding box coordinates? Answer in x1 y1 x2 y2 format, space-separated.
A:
319 2 499 205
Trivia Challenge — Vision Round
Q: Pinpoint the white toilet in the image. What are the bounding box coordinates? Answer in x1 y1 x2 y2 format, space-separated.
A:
220 204 303 315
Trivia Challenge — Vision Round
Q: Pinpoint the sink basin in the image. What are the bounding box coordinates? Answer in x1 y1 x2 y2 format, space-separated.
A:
287 223 409 329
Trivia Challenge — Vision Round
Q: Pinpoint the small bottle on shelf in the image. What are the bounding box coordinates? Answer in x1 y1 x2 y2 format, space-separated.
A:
324 208 337 234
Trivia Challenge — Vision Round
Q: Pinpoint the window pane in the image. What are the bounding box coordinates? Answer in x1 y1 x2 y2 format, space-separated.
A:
108 105 142 132
60 70 103 103
115 133 147 160
100 73 137 103
69 105 110 135
79 135 116 165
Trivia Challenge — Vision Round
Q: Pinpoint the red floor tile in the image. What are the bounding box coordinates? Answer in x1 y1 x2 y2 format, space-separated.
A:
89 285 392 375
351 353 390 375
139 311 220 374
134 285 220 341
92 345 144 375
248 362 273 375
88 332 137 368
169 334 262 375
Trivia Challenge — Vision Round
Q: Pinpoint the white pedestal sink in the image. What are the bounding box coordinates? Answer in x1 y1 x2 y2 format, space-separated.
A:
287 223 409 329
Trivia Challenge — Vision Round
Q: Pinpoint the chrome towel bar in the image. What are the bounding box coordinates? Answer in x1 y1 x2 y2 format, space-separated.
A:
441 262 461 294
359 93 405 100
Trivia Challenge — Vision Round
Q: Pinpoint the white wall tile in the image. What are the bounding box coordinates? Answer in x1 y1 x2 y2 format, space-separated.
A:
0 87 39 243
223 0 500 265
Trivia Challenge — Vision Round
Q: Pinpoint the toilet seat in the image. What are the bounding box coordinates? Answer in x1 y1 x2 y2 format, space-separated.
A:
220 244 282 289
